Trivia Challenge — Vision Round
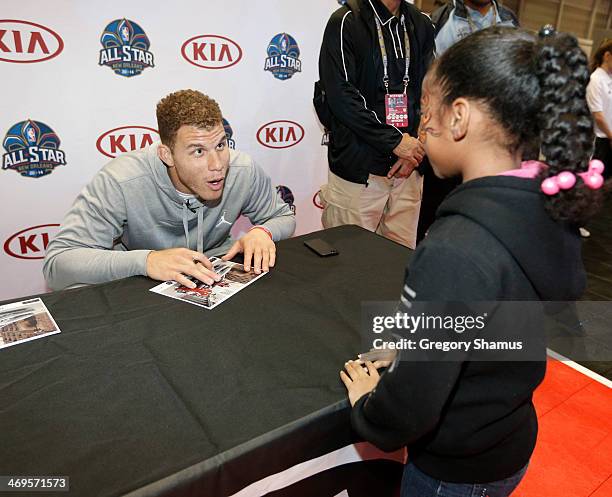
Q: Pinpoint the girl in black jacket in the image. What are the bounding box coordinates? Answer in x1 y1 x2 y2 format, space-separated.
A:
340 26 604 497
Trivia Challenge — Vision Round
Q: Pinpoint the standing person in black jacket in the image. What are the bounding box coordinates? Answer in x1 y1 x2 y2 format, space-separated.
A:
315 0 435 249
340 27 604 497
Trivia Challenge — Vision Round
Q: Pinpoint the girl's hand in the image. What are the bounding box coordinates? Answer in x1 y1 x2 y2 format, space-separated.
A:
340 360 381 407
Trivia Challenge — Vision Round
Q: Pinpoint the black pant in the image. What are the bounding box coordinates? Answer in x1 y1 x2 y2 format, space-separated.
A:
593 137 612 180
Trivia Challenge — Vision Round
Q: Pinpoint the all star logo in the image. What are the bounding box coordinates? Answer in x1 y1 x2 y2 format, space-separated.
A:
223 118 236 150
99 18 154 77
264 33 302 80
2 120 66 178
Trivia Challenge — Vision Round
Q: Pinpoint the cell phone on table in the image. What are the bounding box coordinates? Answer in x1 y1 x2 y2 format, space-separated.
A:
304 238 339 257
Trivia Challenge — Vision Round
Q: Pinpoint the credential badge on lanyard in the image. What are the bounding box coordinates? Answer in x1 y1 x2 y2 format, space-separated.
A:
376 14 411 128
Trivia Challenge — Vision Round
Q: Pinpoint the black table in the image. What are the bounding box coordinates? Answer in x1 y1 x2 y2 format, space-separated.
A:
1 226 412 497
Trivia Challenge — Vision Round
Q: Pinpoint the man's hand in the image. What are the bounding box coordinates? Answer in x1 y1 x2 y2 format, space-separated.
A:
340 360 381 407
222 228 276 274
388 157 418 179
393 134 425 163
358 348 397 368
146 248 221 288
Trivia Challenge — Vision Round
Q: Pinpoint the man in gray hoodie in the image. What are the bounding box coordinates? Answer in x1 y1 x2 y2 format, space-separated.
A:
44 89 296 291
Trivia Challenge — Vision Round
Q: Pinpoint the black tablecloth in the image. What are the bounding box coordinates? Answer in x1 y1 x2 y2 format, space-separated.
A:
0 226 411 497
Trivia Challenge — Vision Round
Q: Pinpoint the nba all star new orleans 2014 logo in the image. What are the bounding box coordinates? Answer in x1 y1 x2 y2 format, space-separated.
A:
2 120 66 178
276 185 296 214
99 18 154 77
223 118 236 149
264 33 301 80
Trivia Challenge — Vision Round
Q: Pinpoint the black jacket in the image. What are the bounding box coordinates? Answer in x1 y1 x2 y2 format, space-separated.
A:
351 176 585 482
315 0 435 183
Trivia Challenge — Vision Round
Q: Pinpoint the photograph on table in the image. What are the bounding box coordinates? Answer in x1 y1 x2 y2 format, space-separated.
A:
150 257 267 310
0 298 61 349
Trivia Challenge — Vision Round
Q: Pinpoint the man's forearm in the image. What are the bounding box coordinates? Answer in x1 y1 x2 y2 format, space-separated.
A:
43 247 151 291
259 213 296 242
593 112 612 138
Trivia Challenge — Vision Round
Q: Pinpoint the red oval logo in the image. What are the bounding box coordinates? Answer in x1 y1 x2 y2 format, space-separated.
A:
181 34 242 69
96 126 159 159
4 224 60 260
256 120 304 149
0 20 64 63
313 190 324 209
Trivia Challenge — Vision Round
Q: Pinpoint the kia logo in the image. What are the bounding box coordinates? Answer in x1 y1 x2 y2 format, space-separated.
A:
181 34 242 69
96 126 159 159
313 190 324 209
4 224 60 260
0 20 64 63
256 120 304 149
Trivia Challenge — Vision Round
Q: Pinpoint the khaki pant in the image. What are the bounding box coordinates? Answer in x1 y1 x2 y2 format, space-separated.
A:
320 170 423 249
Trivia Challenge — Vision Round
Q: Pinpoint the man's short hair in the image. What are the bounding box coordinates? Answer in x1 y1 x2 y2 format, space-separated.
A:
156 89 223 148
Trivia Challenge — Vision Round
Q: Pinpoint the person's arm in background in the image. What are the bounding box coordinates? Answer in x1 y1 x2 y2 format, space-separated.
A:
586 76 612 141
222 161 295 273
593 112 612 141
319 9 423 166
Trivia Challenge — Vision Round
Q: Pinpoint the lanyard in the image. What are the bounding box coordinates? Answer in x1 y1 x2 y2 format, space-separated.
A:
374 14 410 94
465 1 498 33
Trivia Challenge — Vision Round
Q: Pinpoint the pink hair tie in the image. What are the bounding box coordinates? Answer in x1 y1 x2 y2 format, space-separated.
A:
541 171 576 195
578 159 605 190
541 160 606 195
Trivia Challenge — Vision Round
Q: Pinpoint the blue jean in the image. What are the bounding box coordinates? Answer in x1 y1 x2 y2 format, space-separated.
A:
400 462 529 497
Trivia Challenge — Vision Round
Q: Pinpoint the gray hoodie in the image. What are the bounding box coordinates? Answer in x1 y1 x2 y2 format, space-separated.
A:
43 142 296 290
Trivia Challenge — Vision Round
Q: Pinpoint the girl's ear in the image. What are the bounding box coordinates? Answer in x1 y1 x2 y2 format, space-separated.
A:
449 98 470 142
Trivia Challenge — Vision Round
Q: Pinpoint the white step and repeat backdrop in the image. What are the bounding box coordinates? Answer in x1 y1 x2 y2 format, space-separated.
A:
0 0 344 301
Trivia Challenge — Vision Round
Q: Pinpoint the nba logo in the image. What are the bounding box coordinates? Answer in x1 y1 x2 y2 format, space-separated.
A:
26 127 37 144
264 33 302 81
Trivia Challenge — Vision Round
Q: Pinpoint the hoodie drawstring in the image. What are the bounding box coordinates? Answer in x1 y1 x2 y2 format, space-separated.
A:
182 202 190 250
182 200 204 254
197 206 204 254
